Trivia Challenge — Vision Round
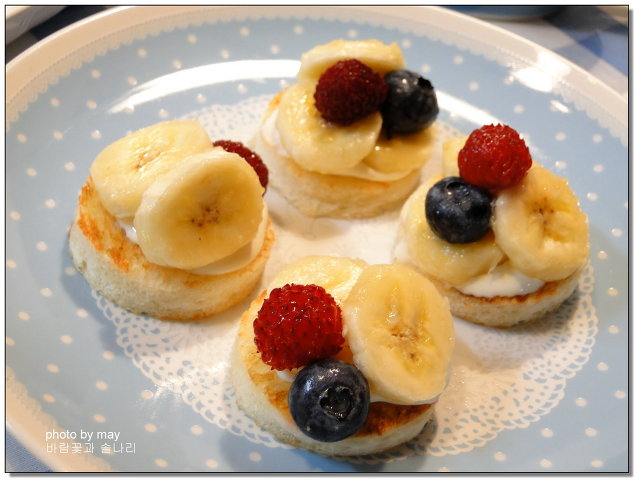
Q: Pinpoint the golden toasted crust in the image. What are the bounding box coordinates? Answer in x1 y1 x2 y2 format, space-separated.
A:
229 290 434 456
68 177 274 321
254 90 424 219
428 267 584 328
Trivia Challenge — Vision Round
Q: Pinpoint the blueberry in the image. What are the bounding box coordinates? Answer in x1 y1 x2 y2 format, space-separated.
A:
288 358 369 442
425 177 492 244
381 70 439 137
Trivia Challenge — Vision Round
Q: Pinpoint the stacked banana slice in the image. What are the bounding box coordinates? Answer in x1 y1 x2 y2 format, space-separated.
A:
90 120 265 271
492 163 589 282
298 39 405 81
91 120 213 220
342 263 454 405
276 82 383 174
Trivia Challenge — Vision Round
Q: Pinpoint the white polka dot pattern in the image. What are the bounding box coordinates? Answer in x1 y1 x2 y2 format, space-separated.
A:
249 452 262 462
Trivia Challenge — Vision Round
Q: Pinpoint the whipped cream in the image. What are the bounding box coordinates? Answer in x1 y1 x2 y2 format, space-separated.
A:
262 110 413 182
394 234 543 298
118 202 269 275
454 261 544 298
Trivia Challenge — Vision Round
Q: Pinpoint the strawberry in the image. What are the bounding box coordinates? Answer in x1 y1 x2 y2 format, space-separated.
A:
314 59 387 125
212 140 269 190
458 124 532 190
253 284 344 371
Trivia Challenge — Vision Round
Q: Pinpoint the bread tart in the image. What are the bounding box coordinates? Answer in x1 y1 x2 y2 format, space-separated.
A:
69 120 274 321
254 39 439 219
230 256 455 455
395 125 589 328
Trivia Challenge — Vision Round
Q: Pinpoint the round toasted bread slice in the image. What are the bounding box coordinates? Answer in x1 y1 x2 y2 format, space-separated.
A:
253 90 426 219
229 290 434 456
68 176 275 321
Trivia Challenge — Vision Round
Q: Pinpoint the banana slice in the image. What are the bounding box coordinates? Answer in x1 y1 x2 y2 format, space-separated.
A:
441 136 467 177
298 39 405 82
133 148 264 270
342 263 455 405
267 255 367 305
276 82 382 174
90 120 213 219
362 125 436 174
492 163 589 281
401 176 505 286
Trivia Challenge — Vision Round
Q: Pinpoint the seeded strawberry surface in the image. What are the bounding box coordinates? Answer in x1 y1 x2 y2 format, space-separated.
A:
253 284 344 371
314 59 388 126
458 124 532 190
212 139 269 190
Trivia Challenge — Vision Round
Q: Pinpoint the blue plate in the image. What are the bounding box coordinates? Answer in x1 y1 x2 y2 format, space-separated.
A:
6 6 628 472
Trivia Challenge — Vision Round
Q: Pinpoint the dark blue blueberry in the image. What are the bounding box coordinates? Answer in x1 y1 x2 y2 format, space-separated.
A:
381 70 439 137
288 358 369 442
425 177 493 244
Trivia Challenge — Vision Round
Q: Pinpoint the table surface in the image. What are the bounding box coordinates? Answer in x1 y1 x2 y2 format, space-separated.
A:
5 5 629 474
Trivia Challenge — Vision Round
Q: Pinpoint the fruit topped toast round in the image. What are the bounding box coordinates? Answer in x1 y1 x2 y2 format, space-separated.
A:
254 39 440 219
69 120 275 321
396 124 589 327
230 256 455 456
